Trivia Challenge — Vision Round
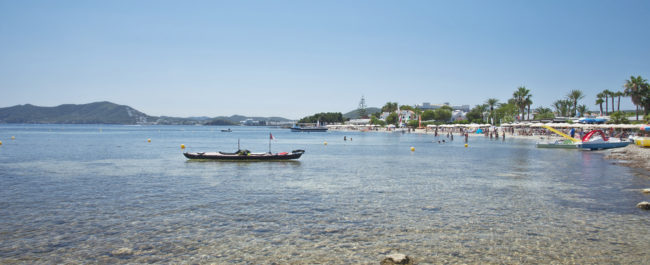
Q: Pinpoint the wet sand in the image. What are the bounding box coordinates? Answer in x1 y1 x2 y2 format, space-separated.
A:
605 144 650 172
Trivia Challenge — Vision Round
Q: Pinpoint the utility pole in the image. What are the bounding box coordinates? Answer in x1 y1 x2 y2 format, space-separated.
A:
358 95 367 118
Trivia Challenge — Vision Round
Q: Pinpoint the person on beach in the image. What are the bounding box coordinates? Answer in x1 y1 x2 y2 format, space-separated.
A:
344 136 347 141
465 132 469 143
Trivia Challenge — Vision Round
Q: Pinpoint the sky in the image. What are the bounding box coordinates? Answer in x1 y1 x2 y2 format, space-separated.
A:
1 0 649 119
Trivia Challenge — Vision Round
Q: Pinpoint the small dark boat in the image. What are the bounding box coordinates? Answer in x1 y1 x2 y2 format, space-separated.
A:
221 128 232 132
183 149 305 161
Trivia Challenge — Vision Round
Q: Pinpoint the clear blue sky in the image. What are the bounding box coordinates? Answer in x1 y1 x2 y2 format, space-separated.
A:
1 0 648 119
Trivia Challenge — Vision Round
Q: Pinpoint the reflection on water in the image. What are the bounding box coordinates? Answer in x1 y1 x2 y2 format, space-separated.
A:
0 124 648 264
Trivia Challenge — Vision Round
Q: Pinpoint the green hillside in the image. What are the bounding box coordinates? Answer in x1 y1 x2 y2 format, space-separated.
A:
0 101 153 124
0 101 293 125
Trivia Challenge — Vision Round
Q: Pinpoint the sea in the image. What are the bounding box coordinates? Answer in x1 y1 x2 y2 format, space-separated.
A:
0 124 648 264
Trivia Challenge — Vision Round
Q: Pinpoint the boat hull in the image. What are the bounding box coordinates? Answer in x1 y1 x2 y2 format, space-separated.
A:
183 150 305 161
536 139 579 149
579 141 631 150
536 143 580 149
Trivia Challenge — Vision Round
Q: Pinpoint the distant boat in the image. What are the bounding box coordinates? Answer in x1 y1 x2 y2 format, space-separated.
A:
183 149 305 161
290 122 328 132
221 128 232 132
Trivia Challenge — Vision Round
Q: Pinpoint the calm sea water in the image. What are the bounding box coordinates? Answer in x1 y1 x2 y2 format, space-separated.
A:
0 124 648 264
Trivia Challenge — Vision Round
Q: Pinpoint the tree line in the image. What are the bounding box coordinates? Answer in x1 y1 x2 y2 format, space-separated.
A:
298 75 650 127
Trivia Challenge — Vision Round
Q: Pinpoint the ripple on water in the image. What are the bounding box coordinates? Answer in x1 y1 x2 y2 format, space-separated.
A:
0 126 649 263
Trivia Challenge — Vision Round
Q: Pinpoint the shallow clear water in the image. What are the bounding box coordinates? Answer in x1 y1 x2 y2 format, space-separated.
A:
0 124 648 264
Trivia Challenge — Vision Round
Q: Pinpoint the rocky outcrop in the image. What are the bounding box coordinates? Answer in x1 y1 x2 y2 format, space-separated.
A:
381 253 413 265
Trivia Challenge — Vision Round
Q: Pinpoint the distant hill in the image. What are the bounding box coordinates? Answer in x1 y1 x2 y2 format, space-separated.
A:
343 107 381 119
220 115 292 123
0 101 292 125
0 101 153 124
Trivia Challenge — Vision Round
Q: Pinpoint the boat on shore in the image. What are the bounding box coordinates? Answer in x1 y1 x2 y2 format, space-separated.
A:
576 129 632 150
537 126 632 150
536 139 580 149
578 140 631 150
184 149 305 161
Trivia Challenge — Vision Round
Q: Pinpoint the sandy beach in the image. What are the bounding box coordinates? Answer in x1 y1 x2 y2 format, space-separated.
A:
605 144 650 171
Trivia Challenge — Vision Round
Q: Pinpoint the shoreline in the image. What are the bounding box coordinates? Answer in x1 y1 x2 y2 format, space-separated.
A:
605 144 650 172
329 127 650 172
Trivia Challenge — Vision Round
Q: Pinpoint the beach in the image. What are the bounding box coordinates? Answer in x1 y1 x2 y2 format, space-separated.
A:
605 144 650 171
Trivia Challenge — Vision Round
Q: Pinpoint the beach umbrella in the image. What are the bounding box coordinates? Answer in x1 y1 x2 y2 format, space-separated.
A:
641 125 650 131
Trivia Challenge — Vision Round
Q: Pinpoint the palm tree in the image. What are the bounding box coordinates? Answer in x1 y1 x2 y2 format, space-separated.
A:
512 86 530 121
624 76 647 120
553 100 563 116
613 91 624 112
534 106 554 120
485 98 499 124
595 97 604 116
576 105 587 117
525 96 533 120
602 89 611 115
553 99 571 117
609 90 615 113
567 90 585 117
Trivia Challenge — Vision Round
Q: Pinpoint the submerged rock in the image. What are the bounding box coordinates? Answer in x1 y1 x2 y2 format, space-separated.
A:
111 247 134 257
381 253 413 265
637 201 650 210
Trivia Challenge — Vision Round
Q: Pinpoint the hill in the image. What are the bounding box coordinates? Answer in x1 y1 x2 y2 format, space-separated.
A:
0 102 293 125
0 101 153 124
343 107 381 119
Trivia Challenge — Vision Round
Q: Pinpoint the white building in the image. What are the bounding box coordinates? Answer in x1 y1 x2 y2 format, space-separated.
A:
380 110 416 125
416 102 470 112
451 110 467 122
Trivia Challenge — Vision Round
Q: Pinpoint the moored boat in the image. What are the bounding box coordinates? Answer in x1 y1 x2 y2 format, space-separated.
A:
577 129 632 150
579 140 632 150
184 149 305 161
290 124 328 132
536 139 580 149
